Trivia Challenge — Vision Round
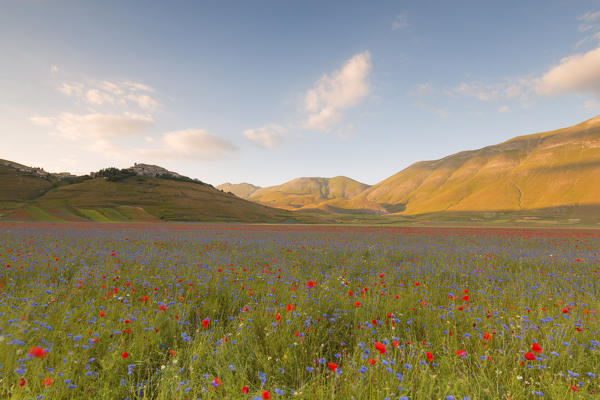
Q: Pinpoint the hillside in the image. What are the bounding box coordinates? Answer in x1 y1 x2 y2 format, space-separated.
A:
216 182 261 199
0 162 316 223
247 176 371 210
320 116 600 216
0 160 58 202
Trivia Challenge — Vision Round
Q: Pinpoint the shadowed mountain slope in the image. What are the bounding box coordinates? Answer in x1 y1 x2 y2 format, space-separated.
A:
247 176 371 210
216 182 261 199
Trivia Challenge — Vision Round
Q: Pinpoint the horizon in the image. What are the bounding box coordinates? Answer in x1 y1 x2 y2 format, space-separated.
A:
5 111 600 188
2 1 600 187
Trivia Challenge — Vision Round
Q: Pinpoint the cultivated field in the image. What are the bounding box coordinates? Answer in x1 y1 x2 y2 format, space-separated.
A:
1 223 599 399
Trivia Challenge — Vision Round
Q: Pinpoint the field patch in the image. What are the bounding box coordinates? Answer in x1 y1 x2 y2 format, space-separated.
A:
0 223 599 399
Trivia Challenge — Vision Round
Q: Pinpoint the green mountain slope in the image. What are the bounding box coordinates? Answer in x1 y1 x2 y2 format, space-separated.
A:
0 160 59 201
0 162 317 223
248 176 371 210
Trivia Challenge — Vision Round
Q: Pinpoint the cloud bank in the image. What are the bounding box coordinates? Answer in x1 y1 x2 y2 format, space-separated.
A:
243 124 286 148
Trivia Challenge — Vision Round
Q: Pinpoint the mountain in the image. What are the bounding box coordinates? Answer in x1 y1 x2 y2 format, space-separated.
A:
318 115 600 216
0 162 316 223
247 176 370 210
3 115 600 224
216 182 261 199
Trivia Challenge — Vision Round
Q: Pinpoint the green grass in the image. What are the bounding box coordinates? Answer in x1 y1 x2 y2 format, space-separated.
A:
23 205 63 221
77 208 113 222
99 207 129 221
1 224 599 399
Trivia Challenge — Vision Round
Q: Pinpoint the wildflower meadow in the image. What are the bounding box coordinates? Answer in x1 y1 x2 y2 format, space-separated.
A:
1 223 599 399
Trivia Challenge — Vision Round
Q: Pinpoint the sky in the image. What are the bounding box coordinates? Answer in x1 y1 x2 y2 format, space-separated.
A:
2 0 600 187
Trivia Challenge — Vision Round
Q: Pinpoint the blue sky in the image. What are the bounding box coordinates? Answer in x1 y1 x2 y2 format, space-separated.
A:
2 1 600 186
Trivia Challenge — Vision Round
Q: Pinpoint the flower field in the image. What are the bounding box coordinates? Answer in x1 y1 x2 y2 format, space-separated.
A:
1 223 599 399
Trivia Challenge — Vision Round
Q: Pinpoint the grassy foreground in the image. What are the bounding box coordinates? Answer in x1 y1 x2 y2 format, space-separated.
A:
1 223 599 399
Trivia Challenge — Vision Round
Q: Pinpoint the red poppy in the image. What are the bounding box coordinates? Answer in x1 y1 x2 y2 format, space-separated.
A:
121 352 129 358
99 311 105 317
158 305 166 311
426 351 433 362
306 280 315 288
18 379 25 387
242 386 249 394
327 362 338 371
456 350 467 357
42 377 52 386
262 390 271 399
28 346 47 358
374 342 386 354
531 342 542 353
202 318 210 328
368 358 376 365
462 295 469 301
524 352 535 360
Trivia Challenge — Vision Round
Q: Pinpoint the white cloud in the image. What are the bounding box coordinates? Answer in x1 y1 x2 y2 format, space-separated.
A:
31 112 153 140
446 45 600 111
576 11 600 48
579 10 600 31
31 113 234 161
58 82 84 97
123 81 155 93
303 51 371 132
97 80 124 95
244 124 286 148
142 129 237 159
447 78 535 102
29 116 56 127
86 89 115 106
392 14 408 31
497 105 510 113
538 45 600 97
57 79 158 110
127 94 158 110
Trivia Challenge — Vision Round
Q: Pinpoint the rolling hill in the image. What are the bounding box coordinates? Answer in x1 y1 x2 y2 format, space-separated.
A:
216 182 261 199
0 162 316 223
246 176 371 210
314 115 600 217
